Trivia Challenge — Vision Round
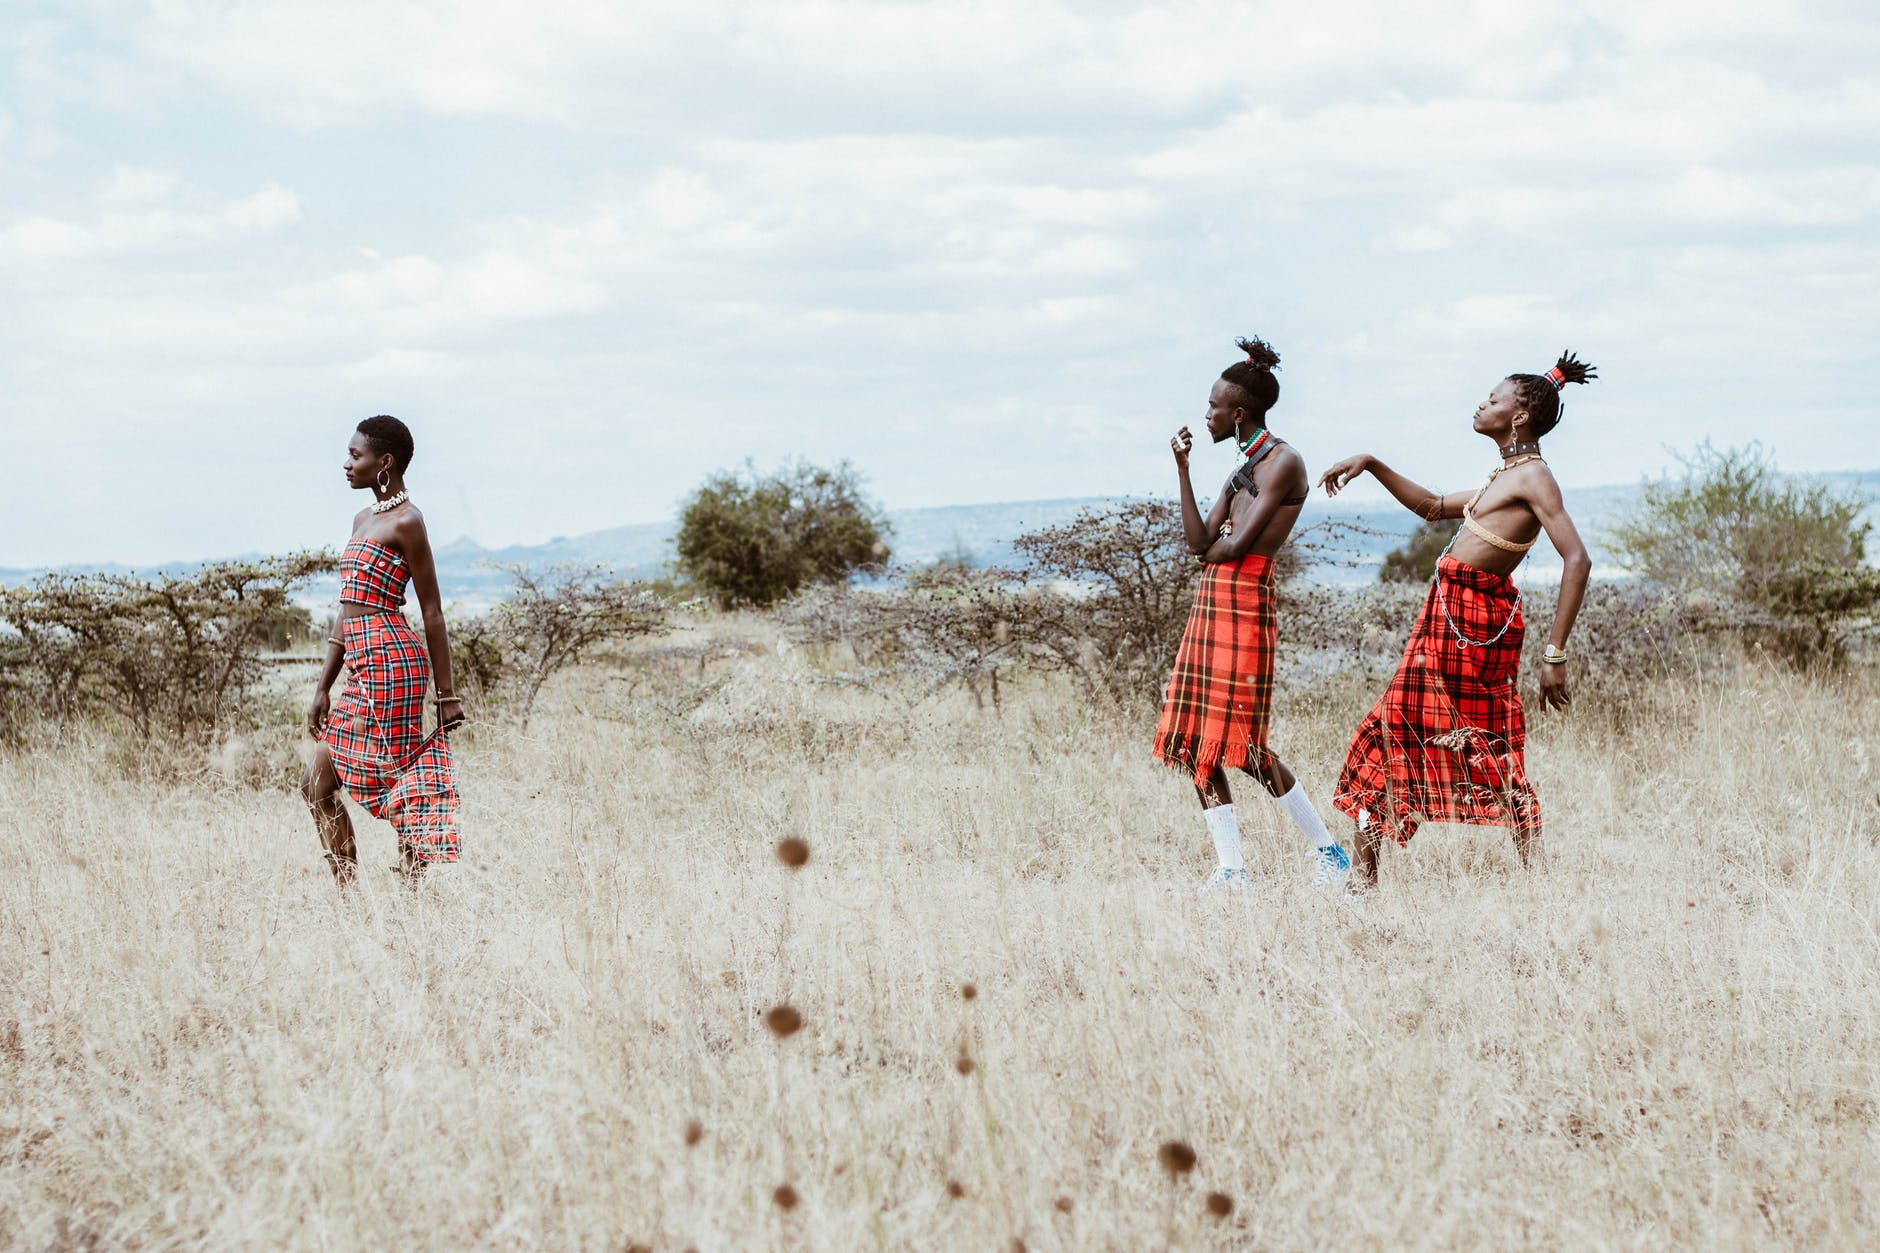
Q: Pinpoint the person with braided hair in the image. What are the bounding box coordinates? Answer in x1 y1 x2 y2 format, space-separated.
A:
1156 336 1353 893
1318 352 1596 889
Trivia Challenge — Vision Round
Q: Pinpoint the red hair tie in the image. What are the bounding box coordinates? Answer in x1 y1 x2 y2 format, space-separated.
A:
1543 366 1567 390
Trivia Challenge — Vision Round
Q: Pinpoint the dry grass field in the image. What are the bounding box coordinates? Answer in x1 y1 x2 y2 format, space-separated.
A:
3 624 1877 1250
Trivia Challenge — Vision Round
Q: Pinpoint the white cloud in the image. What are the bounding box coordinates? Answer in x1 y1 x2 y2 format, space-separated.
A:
0 170 300 261
0 0 1874 565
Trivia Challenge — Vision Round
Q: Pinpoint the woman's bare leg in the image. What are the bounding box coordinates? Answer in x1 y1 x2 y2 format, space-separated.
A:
300 746 357 885
1350 819 1383 889
1511 820 1545 869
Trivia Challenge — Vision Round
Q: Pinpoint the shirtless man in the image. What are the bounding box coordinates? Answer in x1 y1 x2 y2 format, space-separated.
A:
1155 337 1352 892
1318 352 1596 888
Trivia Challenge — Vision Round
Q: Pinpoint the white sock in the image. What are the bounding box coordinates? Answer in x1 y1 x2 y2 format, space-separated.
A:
1203 804 1245 871
1277 782 1337 850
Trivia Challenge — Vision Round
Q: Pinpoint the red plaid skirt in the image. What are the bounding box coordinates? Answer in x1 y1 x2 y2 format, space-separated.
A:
322 611 460 862
1332 555 1539 844
1153 553 1278 785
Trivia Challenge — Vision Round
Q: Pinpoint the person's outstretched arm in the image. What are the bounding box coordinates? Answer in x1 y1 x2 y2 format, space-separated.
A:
1320 454 1471 520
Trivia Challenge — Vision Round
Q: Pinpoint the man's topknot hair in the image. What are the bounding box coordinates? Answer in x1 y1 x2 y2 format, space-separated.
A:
357 414 415 473
1219 335 1281 414
1506 350 1596 440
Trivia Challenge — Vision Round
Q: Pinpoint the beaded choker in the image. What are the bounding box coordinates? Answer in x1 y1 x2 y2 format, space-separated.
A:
371 490 410 515
1237 428 1270 457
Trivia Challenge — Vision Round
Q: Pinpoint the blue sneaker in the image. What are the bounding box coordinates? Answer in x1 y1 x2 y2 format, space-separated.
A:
1198 866 1252 895
1309 843 1352 889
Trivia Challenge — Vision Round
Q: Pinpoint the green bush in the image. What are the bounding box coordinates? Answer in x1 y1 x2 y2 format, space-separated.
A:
675 460 891 608
1378 519 1452 584
1609 443 1878 662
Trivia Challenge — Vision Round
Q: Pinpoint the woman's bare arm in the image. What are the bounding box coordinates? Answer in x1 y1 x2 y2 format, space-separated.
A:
395 513 461 725
1320 454 1471 520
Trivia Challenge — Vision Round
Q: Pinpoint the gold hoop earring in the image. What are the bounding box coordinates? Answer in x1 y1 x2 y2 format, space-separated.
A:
377 468 392 493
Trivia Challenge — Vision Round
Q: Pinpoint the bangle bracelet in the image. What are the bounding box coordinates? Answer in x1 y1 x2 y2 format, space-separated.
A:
327 637 342 647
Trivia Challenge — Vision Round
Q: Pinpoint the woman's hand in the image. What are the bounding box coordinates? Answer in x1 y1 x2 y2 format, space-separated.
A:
438 696 466 731
306 689 330 737
1538 663 1570 712
1318 454 1371 497
1171 425 1193 469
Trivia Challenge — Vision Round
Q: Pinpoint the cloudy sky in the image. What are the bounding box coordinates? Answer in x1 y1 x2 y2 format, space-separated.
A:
3 0 1876 566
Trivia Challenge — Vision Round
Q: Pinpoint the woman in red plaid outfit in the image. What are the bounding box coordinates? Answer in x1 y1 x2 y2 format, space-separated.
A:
1155 337 1353 893
302 415 464 885
1319 353 1596 889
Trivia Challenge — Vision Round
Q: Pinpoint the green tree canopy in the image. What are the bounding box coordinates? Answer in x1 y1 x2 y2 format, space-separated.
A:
1609 442 1879 660
675 460 891 608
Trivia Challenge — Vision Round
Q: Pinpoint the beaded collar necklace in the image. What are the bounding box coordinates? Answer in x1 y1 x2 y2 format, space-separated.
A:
371 490 410 515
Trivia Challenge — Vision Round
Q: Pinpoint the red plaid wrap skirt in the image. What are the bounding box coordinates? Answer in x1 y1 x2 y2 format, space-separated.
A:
1332 554 1539 844
322 611 460 862
1153 553 1278 785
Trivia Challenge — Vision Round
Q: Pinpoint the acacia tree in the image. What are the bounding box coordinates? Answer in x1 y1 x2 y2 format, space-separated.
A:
676 460 891 608
0 552 334 743
467 563 671 727
1012 499 1200 708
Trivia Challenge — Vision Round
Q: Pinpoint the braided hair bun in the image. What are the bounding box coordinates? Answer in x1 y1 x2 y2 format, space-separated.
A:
1221 335 1281 413
1508 350 1596 439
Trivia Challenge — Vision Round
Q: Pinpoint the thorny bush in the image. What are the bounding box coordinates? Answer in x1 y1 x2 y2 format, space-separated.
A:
0 553 333 745
449 563 672 728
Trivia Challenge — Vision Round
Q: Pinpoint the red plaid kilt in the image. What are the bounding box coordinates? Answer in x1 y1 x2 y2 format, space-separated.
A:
1153 553 1278 785
322 611 460 863
1332 554 1539 844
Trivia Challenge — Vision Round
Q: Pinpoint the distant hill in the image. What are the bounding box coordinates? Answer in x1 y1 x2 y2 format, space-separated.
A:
7 471 1877 608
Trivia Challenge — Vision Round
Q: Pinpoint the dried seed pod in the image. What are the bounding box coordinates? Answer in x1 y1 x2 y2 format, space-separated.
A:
1157 1141 1198 1177
960 982 978 1001
776 837 810 868
773 1184 800 1211
683 1119 703 1147
1205 1191 1234 1217
765 1005 803 1038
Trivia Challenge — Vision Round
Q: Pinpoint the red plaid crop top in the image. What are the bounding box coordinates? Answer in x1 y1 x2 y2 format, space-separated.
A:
339 538 410 611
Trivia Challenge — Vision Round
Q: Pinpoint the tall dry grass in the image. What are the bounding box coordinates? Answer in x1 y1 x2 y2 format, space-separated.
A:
2 627 1877 1249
